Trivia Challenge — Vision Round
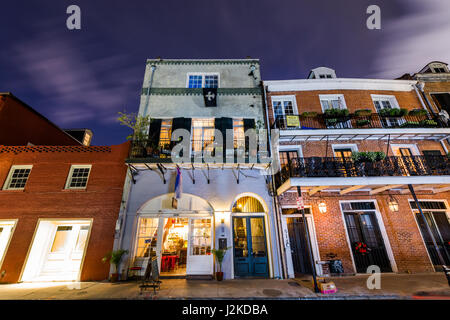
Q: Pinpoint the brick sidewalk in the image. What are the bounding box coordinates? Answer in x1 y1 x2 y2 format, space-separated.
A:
0 273 448 300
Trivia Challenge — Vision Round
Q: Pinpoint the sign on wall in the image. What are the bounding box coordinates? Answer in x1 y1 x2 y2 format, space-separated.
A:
286 115 300 127
203 88 217 107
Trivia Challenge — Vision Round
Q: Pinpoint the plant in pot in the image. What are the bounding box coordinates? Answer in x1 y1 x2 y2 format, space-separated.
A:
102 249 128 282
378 108 408 117
356 119 370 127
301 111 318 118
408 109 428 116
354 109 372 116
212 247 229 281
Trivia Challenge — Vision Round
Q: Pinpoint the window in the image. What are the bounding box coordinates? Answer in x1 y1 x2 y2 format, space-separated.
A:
65 165 91 189
3 165 32 190
371 95 404 128
50 226 72 253
136 218 158 258
190 218 211 256
191 118 215 155
319 94 347 111
159 119 173 149
271 96 297 118
187 74 219 88
233 119 245 150
434 68 446 73
74 226 90 252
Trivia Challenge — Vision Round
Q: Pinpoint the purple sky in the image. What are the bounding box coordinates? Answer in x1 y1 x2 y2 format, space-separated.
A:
1 0 449 145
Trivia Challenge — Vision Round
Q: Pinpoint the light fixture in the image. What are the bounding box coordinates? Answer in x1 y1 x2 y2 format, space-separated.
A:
388 195 399 212
318 202 327 213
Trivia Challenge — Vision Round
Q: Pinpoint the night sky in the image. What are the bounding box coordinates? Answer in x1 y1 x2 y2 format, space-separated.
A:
1 0 449 145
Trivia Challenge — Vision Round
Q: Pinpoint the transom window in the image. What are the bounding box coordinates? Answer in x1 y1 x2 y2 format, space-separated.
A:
65 165 92 189
272 96 297 118
187 74 219 88
3 165 32 190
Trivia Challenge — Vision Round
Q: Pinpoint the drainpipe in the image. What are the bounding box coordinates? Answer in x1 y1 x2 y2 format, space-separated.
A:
439 138 448 154
142 64 157 117
415 82 437 116
408 184 447 267
262 82 287 279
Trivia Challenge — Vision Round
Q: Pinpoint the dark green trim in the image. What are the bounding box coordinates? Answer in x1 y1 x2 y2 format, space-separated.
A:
141 88 261 96
146 59 259 65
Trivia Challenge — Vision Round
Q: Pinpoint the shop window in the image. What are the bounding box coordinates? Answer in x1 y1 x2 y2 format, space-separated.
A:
190 219 211 256
136 218 158 258
232 196 265 213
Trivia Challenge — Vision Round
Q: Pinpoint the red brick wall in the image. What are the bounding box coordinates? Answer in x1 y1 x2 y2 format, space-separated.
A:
0 142 130 283
0 94 80 146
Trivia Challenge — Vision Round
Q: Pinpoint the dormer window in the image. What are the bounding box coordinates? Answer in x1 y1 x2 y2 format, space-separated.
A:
187 73 219 88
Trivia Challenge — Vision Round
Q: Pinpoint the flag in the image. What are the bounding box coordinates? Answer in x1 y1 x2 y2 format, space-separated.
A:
174 167 182 199
203 88 217 107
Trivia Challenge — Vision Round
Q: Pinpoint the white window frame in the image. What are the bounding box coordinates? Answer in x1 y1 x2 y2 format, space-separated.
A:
332 144 358 155
271 95 298 118
319 94 348 112
2 165 33 190
371 94 400 110
186 73 220 88
65 165 92 190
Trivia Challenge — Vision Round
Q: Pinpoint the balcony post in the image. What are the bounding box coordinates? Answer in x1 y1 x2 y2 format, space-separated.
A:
407 184 446 266
297 186 320 293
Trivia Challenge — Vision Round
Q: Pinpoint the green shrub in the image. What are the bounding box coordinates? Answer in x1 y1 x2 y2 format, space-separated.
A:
324 108 349 118
356 119 370 127
352 151 386 163
400 121 420 128
378 108 408 117
354 109 372 116
419 119 438 127
408 109 428 116
301 111 318 117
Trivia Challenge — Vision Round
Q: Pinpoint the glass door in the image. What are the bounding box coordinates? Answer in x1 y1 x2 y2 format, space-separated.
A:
186 217 213 275
334 148 354 177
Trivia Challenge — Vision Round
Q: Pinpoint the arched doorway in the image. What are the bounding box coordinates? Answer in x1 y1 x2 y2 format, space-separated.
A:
231 195 269 278
132 193 214 278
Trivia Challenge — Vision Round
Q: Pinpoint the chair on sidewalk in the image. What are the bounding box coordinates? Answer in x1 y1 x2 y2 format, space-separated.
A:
139 256 162 295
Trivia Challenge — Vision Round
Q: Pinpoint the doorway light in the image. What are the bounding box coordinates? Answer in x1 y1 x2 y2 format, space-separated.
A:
318 202 327 213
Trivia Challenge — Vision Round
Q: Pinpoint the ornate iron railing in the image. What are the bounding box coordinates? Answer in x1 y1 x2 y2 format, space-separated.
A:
276 155 450 186
128 139 267 163
272 113 449 130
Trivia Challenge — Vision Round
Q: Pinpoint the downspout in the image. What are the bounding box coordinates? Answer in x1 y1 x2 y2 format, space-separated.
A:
262 82 287 279
415 82 437 116
142 64 157 117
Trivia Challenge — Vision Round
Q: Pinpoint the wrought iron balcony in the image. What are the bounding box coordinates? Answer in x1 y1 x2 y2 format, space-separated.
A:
127 139 268 164
271 113 449 130
276 155 450 187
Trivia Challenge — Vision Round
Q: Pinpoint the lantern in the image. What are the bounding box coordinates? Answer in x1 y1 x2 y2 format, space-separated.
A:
318 202 327 213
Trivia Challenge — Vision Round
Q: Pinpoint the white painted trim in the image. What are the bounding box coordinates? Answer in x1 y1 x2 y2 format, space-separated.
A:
2 165 33 190
64 165 92 190
0 219 18 271
264 78 417 92
319 94 348 112
390 144 420 156
270 95 298 119
332 144 358 154
338 199 398 274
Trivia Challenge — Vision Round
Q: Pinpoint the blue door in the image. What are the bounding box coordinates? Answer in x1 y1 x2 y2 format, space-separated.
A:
233 216 269 277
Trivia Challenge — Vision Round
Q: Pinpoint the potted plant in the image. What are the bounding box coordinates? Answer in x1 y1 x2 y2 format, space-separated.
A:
212 247 229 281
351 151 386 163
102 249 128 282
400 121 420 128
378 108 408 117
323 108 349 119
419 119 438 127
408 109 428 116
356 119 370 127
354 109 372 116
301 111 318 118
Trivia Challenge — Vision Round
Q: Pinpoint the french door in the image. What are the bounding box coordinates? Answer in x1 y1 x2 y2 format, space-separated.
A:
233 216 269 277
415 211 450 267
286 217 313 275
344 211 392 273
334 148 355 177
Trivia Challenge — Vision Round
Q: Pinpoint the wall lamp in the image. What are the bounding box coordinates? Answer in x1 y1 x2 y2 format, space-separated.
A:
318 202 327 214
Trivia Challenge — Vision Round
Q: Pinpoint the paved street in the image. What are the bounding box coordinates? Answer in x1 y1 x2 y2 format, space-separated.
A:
0 273 448 300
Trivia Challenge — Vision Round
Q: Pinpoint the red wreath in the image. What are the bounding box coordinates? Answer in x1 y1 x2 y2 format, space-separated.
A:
354 242 370 255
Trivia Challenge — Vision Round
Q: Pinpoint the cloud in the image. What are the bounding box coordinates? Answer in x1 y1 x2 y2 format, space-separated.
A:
372 0 450 78
7 28 140 125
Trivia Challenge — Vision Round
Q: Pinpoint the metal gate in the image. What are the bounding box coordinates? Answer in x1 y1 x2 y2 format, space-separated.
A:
286 217 313 275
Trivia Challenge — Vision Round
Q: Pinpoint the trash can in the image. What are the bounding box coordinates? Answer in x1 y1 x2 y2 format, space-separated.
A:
328 260 344 275
443 265 450 286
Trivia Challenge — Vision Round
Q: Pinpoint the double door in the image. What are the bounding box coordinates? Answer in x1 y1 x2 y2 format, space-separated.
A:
233 216 269 277
286 217 313 275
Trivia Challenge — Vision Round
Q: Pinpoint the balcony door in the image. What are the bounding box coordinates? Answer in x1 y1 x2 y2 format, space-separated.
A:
333 147 355 177
392 145 421 176
373 97 405 128
191 118 215 157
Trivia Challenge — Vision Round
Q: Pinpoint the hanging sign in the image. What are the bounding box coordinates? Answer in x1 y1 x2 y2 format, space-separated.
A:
296 196 304 210
203 88 217 107
286 115 300 127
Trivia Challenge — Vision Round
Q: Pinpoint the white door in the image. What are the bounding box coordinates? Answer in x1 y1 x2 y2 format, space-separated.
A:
186 217 213 275
40 224 90 280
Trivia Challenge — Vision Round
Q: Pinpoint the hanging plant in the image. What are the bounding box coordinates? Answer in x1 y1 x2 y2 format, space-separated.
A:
354 109 372 116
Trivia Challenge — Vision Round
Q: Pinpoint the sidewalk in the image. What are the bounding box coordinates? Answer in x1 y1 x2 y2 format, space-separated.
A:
0 273 448 300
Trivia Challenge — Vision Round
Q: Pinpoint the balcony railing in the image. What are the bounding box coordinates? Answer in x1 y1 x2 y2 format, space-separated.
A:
276 155 450 187
272 113 449 130
128 139 268 164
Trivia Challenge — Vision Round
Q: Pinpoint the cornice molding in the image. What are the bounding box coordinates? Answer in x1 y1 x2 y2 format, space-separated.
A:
141 87 262 96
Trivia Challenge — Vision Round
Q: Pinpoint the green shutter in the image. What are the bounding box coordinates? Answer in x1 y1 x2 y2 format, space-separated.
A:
148 118 162 143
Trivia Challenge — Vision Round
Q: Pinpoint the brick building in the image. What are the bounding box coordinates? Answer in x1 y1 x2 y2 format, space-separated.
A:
264 67 450 278
0 94 129 283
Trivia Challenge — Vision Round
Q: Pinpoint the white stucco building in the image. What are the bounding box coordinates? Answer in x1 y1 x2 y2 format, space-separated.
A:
115 59 282 280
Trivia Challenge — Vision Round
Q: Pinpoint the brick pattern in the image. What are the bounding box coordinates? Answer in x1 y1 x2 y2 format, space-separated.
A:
0 142 130 283
0 145 111 154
